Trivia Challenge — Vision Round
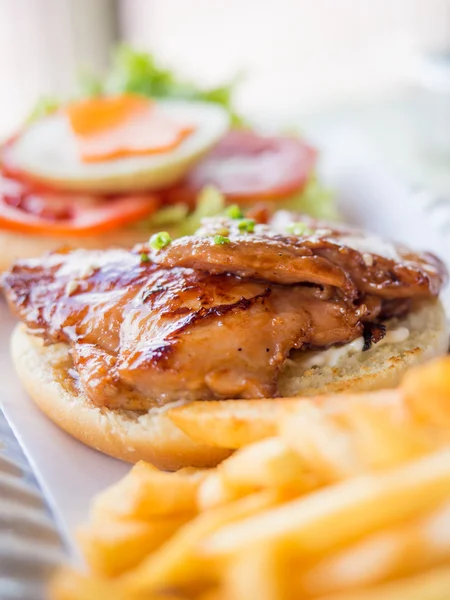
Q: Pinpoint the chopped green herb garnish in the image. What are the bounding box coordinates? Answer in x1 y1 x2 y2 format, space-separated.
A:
225 204 243 219
213 234 230 245
140 252 150 262
149 231 172 250
286 222 313 236
237 218 255 233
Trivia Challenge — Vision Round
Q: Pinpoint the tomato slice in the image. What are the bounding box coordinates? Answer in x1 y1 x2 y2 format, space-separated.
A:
0 176 160 237
162 130 317 205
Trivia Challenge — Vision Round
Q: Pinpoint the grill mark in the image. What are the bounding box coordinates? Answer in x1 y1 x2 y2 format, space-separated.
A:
142 289 273 366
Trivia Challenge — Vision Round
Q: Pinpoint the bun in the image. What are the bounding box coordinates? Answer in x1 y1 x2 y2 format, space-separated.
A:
11 300 448 469
0 227 161 272
11 326 231 471
279 299 449 396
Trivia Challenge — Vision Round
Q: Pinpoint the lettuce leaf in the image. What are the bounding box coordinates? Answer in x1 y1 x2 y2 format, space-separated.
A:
276 175 339 221
102 45 243 126
132 203 190 231
130 187 226 236
30 45 243 126
177 186 226 235
130 178 338 238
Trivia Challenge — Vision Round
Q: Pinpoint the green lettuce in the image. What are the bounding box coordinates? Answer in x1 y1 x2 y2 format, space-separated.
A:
177 186 226 235
131 186 226 237
102 45 243 127
275 175 339 221
29 45 243 126
129 179 337 237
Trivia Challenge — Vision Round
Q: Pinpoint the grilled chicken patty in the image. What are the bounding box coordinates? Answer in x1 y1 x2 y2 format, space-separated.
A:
2 213 447 407
154 213 444 298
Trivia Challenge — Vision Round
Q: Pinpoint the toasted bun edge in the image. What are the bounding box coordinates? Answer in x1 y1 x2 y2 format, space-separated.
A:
11 325 231 470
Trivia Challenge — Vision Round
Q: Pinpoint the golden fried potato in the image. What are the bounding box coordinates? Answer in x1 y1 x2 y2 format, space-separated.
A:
50 567 187 600
91 462 205 522
402 357 450 428
279 390 434 482
279 400 360 482
51 358 450 600
199 448 450 560
294 501 450 596
197 471 242 511
121 490 282 593
222 545 290 600
219 438 312 491
198 438 316 510
343 399 432 471
78 516 189 577
167 400 297 448
316 565 450 600
49 569 130 600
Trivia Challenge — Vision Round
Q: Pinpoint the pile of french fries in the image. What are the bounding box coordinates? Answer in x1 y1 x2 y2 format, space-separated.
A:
51 357 450 600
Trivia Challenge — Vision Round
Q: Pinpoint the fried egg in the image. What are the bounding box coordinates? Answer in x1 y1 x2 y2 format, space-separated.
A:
6 99 230 193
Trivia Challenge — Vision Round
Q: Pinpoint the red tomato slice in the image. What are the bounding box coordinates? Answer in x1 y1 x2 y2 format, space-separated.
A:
162 130 317 205
0 176 160 237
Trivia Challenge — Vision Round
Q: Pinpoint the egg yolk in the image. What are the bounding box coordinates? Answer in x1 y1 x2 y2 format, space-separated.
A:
66 95 195 163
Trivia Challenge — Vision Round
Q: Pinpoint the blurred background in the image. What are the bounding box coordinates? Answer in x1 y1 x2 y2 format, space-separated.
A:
1 0 450 195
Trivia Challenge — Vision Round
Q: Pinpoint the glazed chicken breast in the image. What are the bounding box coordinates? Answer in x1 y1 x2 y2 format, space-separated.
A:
2 213 446 408
153 212 444 298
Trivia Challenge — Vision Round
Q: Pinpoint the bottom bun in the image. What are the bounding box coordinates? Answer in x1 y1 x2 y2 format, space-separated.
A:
0 226 161 272
11 325 231 470
10 299 448 469
279 299 449 396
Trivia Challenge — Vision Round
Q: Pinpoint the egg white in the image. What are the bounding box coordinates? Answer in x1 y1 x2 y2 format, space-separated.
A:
8 100 230 193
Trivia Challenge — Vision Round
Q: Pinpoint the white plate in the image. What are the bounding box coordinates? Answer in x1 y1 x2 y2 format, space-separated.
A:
1 130 449 568
0 410 65 600
0 310 129 561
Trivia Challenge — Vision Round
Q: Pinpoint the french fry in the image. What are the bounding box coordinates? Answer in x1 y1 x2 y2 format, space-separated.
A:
279 401 362 482
78 516 190 577
316 565 450 600
121 490 282 593
222 545 290 600
198 438 316 510
279 390 434 482
198 589 223 600
167 400 296 448
50 568 187 600
197 471 242 511
403 357 450 428
199 448 450 560
343 400 433 471
91 462 205 522
49 569 150 600
295 501 450 596
50 358 450 600
219 438 313 491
